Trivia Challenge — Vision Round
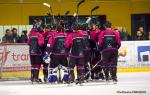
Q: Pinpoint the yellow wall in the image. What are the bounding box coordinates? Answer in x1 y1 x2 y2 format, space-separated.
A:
0 0 150 34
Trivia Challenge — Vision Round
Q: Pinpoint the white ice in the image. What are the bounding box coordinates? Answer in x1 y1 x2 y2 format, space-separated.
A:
0 72 150 95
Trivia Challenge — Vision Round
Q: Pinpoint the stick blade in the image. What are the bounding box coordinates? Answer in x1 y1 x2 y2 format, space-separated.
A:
77 0 85 7
91 6 100 12
65 11 70 16
43 2 51 8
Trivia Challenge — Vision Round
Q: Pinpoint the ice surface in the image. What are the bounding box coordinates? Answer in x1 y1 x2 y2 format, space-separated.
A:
0 72 150 95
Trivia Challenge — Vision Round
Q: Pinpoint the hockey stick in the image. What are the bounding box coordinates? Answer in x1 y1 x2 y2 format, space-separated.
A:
85 6 100 24
90 6 100 17
76 0 85 24
85 59 102 78
77 0 85 14
43 2 56 25
88 6 100 68
75 59 102 84
64 11 70 23
63 10 70 31
65 11 70 16
84 6 99 32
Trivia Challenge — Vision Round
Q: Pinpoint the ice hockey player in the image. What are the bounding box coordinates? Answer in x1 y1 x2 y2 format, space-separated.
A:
90 23 100 58
98 21 121 82
44 24 68 83
28 19 44 83
78 24 91 80
89 23 104 80
65 24 86 84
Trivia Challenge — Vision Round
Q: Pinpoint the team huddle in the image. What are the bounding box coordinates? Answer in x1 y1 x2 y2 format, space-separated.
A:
27 19 121 85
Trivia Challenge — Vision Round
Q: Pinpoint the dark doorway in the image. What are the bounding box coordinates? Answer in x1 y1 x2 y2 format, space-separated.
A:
131 14 150 40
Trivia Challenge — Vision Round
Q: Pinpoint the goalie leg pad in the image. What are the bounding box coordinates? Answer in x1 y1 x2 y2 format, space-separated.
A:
48 75 58 82
63 73 69 81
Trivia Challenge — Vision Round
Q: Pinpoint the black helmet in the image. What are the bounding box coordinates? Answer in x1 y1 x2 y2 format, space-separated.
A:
33 18 43 32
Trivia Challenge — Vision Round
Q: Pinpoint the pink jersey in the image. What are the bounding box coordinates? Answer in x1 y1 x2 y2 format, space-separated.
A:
65 31 86 58
47 31 67 48
98 29 121 49
79 30 90 50
79 30 88 36
90 29 100 41
46 31 56 41
65 32 84 48
27 29 44 46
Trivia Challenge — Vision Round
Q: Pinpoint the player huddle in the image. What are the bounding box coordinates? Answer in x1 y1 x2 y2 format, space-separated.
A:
27 19 121 85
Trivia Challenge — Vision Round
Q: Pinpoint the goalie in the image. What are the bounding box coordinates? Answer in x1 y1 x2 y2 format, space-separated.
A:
43 25 69 83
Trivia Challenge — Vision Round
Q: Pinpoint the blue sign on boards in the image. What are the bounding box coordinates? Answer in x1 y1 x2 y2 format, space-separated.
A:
137 46 150 62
